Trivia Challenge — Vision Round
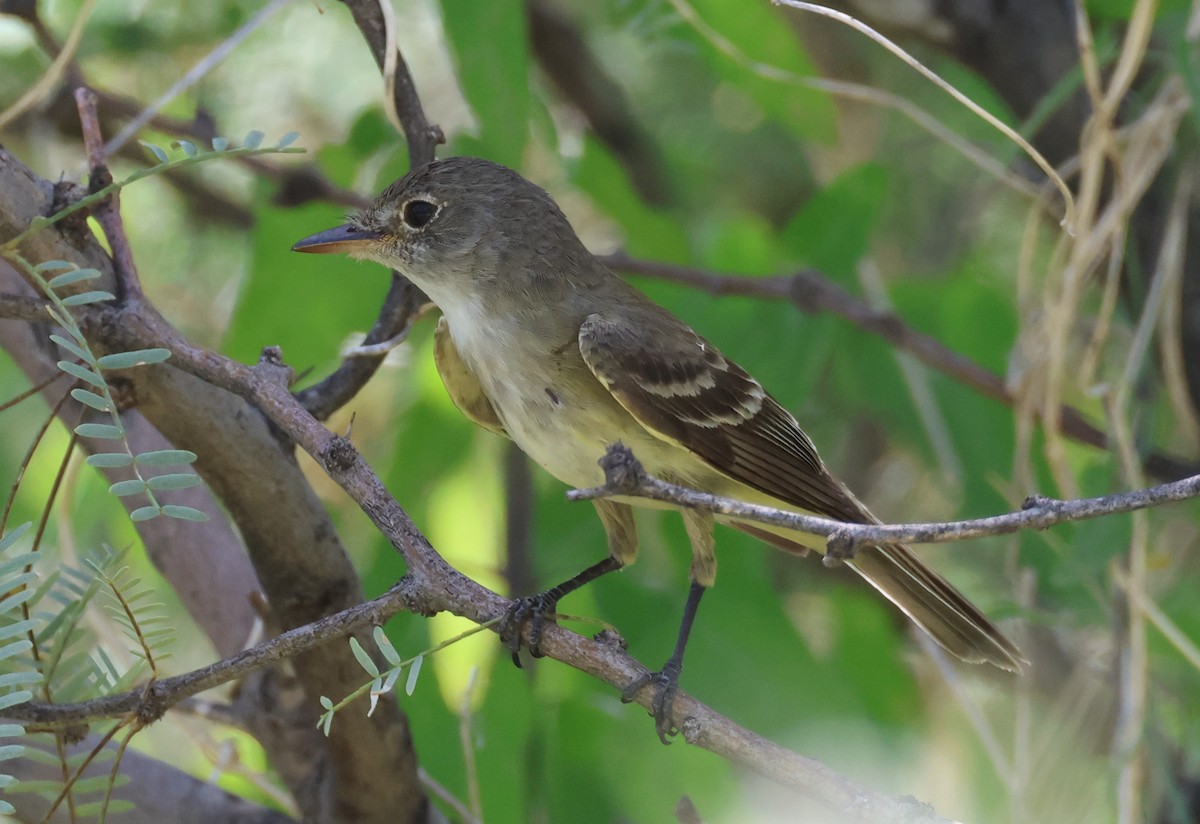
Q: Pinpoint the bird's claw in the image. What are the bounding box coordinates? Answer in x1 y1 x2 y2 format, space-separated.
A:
621 660 683 744
498 593 559 666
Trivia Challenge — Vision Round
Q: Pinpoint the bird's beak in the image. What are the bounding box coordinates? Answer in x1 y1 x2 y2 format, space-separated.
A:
292 224 383 255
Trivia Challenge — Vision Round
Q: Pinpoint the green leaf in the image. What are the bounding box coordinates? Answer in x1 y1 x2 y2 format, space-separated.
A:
172 139 198 157
70 388 110 412
0 691 30 712
380 666 401 695
56 361 105 388
140 141 170 163
243 130 265 149
145 473 201 491
86 452 134 468
108 479 147 497
438 0 529 167
0 673 41 690
46 268 102 289
779 162 890 277
0 582 36 613
160 505 207 522
60 290 115 306
212 136 229 151
33 260 74 274
677 0 834 141
0 523 31 553
405 654 422 696
367 676 384 716
49 334 94 364
373 626 401 666
95 348 171 369
135 449 197 467
0 745 23 762
75 423 124 440
0 623 38 644
130 506 161 522
350 637 380 677
0 642 31 663
276 131 300 149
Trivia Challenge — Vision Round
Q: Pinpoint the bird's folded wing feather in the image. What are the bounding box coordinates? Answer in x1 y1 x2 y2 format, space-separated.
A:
577 312 871 523
434 316 509 437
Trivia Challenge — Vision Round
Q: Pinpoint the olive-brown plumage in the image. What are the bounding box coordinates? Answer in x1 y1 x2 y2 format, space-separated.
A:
295 157 1025 738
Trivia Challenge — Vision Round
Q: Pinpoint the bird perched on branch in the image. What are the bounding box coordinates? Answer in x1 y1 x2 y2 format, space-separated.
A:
295 156 1025 741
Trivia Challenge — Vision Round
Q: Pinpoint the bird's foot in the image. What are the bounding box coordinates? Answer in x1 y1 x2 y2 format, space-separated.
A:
498 593 559 666
621 658 684 744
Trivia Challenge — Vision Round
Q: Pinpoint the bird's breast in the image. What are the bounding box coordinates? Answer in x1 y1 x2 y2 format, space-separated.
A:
443 303 665 489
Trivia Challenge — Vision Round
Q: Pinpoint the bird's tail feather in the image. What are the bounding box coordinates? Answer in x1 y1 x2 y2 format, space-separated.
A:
849 543 1025 671
729 522 1024 671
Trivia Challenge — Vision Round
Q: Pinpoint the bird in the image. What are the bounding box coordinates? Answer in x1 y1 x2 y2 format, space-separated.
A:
294 156 1025 741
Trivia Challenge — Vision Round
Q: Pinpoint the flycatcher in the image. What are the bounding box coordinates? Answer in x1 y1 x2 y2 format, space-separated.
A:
295 157 1024 739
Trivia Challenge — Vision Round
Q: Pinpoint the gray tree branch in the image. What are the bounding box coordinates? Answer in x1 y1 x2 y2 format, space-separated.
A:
0 148 427 823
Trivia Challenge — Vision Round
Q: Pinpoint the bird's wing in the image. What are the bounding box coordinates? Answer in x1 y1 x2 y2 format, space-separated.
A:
577 312 867 522
579 311 1026 671
434 316 509 437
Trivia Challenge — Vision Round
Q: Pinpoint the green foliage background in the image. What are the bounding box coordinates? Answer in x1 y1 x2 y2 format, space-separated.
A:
2 0 1199 822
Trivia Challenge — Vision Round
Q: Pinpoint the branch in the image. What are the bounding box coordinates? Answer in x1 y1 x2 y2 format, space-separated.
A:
294 275 429 420
602 254 1198 482
4 572 950 824
0 290 49 321
338 0 443 167
75 88 141 300
0 149 426 824
287 0 445 419
5 587 410 728
568 444 1200 561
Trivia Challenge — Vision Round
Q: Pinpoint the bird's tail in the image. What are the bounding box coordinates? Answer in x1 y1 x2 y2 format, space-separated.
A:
729 522 1025 671
848 543 1026 671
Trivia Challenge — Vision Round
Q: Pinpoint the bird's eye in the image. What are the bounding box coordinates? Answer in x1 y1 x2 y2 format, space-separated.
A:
402 199 438 229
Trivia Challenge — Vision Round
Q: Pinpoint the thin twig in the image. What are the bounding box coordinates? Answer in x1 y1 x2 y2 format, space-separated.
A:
5 587 411 728
771 0 1076 229
566 444 1200 559
75 298 957 823
601 254 1197 482
74 88 143 301
101 0 297 158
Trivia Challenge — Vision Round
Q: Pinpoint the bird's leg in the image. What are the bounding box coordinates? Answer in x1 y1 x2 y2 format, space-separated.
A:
500 555 622 665
500 499 638 666
623 507 714 743
622 581 706 743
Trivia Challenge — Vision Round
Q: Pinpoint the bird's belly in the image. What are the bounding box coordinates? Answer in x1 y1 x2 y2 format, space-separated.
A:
490 377 665 489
